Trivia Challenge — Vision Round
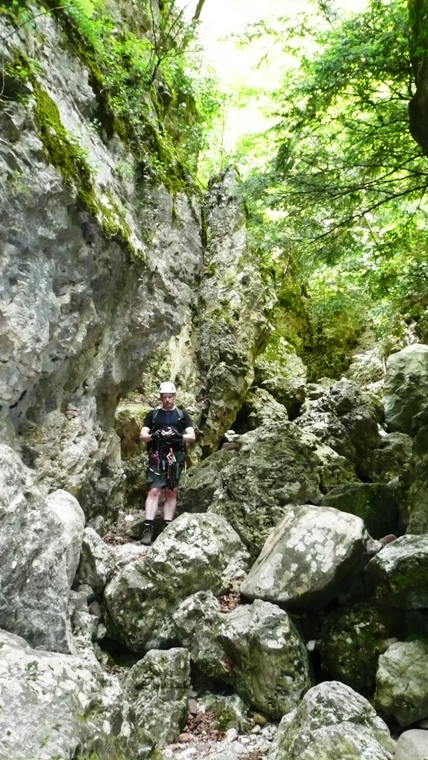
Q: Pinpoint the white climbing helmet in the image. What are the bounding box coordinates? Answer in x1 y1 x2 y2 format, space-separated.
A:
159 381 176 394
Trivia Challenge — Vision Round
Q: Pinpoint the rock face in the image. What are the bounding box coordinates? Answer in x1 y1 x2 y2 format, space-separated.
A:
104 512 249 651
0 445 84 652
0 8 203 520
174 592 312 719
375 640 428 726
241 504 368 609
366 535 428 608
193 168 272 454
383 344 428 435
318 604 400 693
403 424 428 533
75 526 115 593
296 379 381 473
0 629 131 760
270 681 395 760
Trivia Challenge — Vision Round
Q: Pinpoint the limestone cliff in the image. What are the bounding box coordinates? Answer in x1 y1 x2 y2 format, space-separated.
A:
0 2 270 521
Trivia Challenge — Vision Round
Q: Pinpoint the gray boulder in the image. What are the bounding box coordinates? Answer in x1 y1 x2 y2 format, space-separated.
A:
197 692 251 732
375 640 428 727
384 344 428 435
243 387 293 430
0 628 138 760
75 527 115 593
296 378 381 474
241 504 368 609
321 482 398 539
122 648 190 745
395 729 428 760
269 681 395 760
174 592 312 719
0 445 85 652
173 591 229 681
366 535 428 608
104 512 249 652
219 599 312 719
209 421 357 558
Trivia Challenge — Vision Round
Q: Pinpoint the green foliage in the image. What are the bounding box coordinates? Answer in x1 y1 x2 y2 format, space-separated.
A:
237 0 428 378
43 0 221 188
0 0 221 190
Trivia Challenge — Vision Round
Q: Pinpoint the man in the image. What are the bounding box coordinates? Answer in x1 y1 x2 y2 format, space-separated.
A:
139 381 195 546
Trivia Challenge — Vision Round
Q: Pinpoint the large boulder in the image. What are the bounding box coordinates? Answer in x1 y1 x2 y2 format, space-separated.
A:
241 505 368 609
295 379 381 475
321 482 398 539
209 422 357 558
269 681 395 760
395 729 428 760
366 535 428 608
0 445 85 652
174 592 312 719
383 344 428 435
0 628 141 760
173 591 231 680
104 512 249 652
121 648 190 746
375 640 428 726
219 599 312 719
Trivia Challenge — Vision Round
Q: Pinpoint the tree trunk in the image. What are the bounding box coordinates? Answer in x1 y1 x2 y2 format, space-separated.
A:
192 0 206 22
408 0 428 156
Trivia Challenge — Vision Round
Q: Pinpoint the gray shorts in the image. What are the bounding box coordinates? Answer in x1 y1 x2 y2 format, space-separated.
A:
146 450 186 490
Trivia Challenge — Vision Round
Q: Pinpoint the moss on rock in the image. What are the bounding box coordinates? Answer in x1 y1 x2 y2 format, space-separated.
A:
318 604 400 695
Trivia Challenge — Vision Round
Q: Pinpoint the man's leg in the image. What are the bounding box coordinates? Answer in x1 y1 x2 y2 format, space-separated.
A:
140 487 162 545
163 487 178 522
145 487 162 520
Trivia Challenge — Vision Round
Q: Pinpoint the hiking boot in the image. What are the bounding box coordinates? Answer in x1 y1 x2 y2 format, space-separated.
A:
139 523 154 546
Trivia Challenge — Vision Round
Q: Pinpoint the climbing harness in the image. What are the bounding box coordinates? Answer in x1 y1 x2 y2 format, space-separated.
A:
147 408 186 489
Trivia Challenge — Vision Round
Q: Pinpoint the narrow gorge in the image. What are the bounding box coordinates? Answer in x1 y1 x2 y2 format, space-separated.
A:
2 1 428 760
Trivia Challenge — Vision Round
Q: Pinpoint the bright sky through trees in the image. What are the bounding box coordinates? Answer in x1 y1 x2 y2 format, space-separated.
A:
190 0 369 163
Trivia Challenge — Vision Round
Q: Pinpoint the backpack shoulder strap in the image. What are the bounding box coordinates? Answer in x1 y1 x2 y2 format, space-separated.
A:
176 408 184 421
150 409 158 429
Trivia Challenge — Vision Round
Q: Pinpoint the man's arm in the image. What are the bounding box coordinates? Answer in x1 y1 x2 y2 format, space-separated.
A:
183 426 196 444
139 426 152 443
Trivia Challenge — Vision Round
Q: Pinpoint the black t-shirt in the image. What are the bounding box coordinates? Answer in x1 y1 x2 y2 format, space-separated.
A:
143 407 193 435
143 409 193 456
